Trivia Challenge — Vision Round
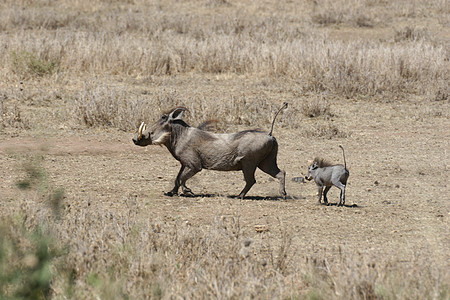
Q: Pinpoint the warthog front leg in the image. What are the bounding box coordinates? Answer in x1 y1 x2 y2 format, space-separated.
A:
166 165 200 197
317 185 324 204
165 165 185 196
179 166 200 196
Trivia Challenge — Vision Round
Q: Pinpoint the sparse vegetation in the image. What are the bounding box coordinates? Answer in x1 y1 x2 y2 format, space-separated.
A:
0 97 29 130
3 159 448 299
11 50 59 78
302 96 333 118
304 123 349 139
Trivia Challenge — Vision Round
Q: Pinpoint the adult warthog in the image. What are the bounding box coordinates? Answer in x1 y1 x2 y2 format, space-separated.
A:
132 103 288 199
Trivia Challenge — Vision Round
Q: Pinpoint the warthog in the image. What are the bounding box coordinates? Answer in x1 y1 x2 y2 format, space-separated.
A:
132 103 288 199
305 145 349 206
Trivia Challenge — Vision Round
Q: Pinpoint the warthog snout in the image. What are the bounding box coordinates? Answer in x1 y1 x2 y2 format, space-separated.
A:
132 122 152 146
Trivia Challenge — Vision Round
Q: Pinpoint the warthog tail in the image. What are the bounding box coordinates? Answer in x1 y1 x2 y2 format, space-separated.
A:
269 102 288 136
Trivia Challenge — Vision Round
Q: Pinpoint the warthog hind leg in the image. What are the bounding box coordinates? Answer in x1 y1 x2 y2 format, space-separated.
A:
258 154 287 200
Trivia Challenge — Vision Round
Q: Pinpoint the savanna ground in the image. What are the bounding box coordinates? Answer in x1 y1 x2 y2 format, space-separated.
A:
0 0 449 299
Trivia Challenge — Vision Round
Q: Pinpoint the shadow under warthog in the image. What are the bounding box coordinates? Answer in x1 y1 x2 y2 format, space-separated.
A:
166 192 304 201
318 202 359 208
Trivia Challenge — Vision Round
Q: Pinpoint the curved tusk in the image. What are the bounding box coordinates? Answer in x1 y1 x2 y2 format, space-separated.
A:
138 122 145 139
143 124 147 133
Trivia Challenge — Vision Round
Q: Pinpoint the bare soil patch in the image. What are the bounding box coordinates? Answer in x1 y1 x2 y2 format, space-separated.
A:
2 95 448 266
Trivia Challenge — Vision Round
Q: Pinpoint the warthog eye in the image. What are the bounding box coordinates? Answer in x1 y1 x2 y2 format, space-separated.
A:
161 114 168 120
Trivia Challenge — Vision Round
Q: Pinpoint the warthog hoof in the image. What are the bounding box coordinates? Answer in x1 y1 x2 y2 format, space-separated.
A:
164 191 177 197
181 191 195 197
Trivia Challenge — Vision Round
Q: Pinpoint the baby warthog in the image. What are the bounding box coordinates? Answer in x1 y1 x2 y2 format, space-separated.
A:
305 145 349 206
132 103 288 199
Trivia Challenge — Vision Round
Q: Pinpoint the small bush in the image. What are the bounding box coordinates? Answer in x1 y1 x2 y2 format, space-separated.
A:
394 26 431 42
1 155 66 300
303 123 349 139
301 96 333 118
16 154 48 192
11 50 59 78
311 0 375 27
0 96 30 130
0 221 58 300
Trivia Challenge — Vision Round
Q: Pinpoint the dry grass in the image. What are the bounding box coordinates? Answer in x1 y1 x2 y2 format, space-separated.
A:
301 96 333 119
0 0 447 133
3 28 446 100
0 95 29 130
3 156 446 299
72 82 301 131
0 1 447 98
4 175 447 299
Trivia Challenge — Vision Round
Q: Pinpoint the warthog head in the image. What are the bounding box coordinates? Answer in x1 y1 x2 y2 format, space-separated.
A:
305 160 318 181
132 108 185 147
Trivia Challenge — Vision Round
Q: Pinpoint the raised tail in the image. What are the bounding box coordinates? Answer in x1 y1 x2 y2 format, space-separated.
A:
339 145 347 169
269 102 288 136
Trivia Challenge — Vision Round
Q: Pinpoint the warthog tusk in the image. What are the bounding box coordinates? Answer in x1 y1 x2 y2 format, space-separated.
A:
138 122 145 139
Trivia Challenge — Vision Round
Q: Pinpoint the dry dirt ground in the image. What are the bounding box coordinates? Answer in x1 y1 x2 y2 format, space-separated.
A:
1 88 448 271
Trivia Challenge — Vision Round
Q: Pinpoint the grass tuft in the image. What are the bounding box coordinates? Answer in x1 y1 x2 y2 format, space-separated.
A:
11 50 59 78
301 96 333 118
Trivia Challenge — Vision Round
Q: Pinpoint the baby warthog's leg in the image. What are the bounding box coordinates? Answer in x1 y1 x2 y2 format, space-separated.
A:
317 185 324 204
334 182 346 206
323 186 331 205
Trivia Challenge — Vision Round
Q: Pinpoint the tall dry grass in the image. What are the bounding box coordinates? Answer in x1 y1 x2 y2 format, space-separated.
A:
0 1 448 92
0 0 447 133
2 24 446 96
0 0 448 133
72 82 305 132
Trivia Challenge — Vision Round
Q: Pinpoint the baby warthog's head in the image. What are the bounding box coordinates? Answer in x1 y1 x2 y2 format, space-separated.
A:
305 160 318 181
132 108 185 147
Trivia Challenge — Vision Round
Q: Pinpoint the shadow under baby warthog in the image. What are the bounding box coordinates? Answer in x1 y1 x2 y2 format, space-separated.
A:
305 145 349 206
132 103 288 199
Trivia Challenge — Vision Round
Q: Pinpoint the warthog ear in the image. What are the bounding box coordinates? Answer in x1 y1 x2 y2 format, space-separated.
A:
169 107 185 120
